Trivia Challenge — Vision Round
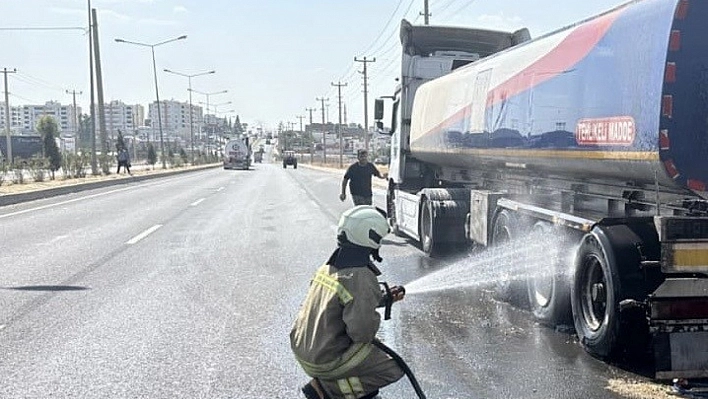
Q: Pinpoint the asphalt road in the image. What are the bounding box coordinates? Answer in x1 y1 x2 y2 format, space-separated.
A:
0 163 673 399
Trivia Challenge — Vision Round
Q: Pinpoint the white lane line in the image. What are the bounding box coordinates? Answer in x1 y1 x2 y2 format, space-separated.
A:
217 187 225 192
0 172 205 219
0 185 135 220
190 198 206 206
126 224 162 245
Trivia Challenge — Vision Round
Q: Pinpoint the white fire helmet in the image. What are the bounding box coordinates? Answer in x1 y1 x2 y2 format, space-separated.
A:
337 205 390 249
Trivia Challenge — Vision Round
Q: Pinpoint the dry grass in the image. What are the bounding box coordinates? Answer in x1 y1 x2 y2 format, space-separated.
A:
605 378 676 399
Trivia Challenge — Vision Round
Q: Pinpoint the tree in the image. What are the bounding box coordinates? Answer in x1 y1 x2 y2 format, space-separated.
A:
233 115 244 135
78 114 93 150
147 142 157 168
36 115 62 179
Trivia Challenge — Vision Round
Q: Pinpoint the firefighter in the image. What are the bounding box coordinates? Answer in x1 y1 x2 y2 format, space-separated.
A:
290 205 406 399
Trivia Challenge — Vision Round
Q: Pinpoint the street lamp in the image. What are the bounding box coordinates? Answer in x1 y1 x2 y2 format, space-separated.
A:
190 89 227 158
163 68 215 164
200 101 232 149
115 35 187 169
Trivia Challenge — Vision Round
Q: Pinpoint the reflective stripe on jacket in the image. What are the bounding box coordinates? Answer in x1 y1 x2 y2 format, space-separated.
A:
290 262 382 379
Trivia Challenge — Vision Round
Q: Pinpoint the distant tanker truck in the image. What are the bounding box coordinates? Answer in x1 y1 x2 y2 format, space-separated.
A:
223 137 251 170
376 0 708 379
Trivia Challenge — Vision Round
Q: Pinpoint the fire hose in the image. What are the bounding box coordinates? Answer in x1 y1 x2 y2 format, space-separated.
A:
376 282 427 399
372 338 427 399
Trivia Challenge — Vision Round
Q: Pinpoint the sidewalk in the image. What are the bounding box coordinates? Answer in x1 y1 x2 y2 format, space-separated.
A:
0 163 220 207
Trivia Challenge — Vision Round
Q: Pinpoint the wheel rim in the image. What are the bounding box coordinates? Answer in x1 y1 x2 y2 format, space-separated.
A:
580 254 607 331
531 275 553 308
422 202 432 250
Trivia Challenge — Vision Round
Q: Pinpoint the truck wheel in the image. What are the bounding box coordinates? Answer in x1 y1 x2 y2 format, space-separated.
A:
490 209 529 308
420 198 443 256
526 222 572 326
571 232 620 359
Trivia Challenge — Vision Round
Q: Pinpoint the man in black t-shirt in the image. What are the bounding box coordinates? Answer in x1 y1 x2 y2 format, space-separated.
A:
339 149 387 206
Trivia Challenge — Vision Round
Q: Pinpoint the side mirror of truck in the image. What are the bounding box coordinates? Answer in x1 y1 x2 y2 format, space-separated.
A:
374 99 384 121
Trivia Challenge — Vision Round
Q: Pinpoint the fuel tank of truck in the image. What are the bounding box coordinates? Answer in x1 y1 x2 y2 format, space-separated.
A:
409 0 708 198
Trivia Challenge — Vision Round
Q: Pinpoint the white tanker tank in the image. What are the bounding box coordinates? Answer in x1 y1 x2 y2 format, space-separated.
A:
377 0 708 379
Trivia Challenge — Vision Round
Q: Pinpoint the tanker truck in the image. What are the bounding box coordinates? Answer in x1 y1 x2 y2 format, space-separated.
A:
375 0 708 379
223 137 251 170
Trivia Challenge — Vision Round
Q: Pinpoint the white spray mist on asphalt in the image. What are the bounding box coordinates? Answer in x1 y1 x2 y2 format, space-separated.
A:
404 232 576 295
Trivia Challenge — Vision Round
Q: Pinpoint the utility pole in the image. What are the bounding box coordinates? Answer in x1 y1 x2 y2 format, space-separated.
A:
2 68 16 165
420 0 431 25
66 89 82 139
354 56 375 152
331 81 347 168
296 115 306 153
316 97 328 164
306 108 316 163
88 0 97 174
92 8 108 171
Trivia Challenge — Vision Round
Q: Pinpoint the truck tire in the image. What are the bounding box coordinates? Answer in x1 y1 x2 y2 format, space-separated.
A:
490 209 529 308
526 222 572 326
571 232 620 358
571 224 654 360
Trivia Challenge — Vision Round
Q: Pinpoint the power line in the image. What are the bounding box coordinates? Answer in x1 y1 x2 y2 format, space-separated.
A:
0 26 86 31
359 0 407 56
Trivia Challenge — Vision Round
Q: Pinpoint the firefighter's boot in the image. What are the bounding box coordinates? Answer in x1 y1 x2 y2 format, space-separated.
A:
302 378 329 399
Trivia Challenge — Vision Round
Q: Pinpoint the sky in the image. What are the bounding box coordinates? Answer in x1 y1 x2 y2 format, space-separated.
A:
0 0 630 132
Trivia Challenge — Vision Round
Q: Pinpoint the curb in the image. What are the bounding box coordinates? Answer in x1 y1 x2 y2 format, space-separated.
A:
0 165 220 207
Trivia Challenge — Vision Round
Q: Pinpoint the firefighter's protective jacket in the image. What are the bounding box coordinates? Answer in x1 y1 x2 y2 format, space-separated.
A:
290 248 383 380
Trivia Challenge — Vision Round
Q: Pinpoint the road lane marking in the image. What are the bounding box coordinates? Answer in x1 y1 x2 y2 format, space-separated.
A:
126 224 162 245
190 198 206 206
0 173 195 219
0 186 135 219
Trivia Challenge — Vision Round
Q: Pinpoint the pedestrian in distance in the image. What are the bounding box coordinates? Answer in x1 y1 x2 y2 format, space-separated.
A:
339 149 387 206
116 148 132 175
291 205 406 399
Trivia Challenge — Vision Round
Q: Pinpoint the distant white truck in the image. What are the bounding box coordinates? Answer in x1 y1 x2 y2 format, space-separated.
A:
223 138 251 170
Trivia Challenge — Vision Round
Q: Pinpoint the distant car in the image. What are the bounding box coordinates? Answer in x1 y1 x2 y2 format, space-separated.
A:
283 151 297 169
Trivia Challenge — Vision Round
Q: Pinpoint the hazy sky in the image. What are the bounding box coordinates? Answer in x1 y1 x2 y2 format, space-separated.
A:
1 0 628 131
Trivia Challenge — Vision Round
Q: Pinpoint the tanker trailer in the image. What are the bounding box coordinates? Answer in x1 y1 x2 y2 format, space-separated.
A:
376 0 708 379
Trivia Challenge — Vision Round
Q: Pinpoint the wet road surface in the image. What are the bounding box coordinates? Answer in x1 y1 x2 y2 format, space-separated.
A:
0 163 674 398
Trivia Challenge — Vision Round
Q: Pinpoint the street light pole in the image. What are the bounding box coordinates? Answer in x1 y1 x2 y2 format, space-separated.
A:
190 88 227 159
115 35 187 169
163 69 215 164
